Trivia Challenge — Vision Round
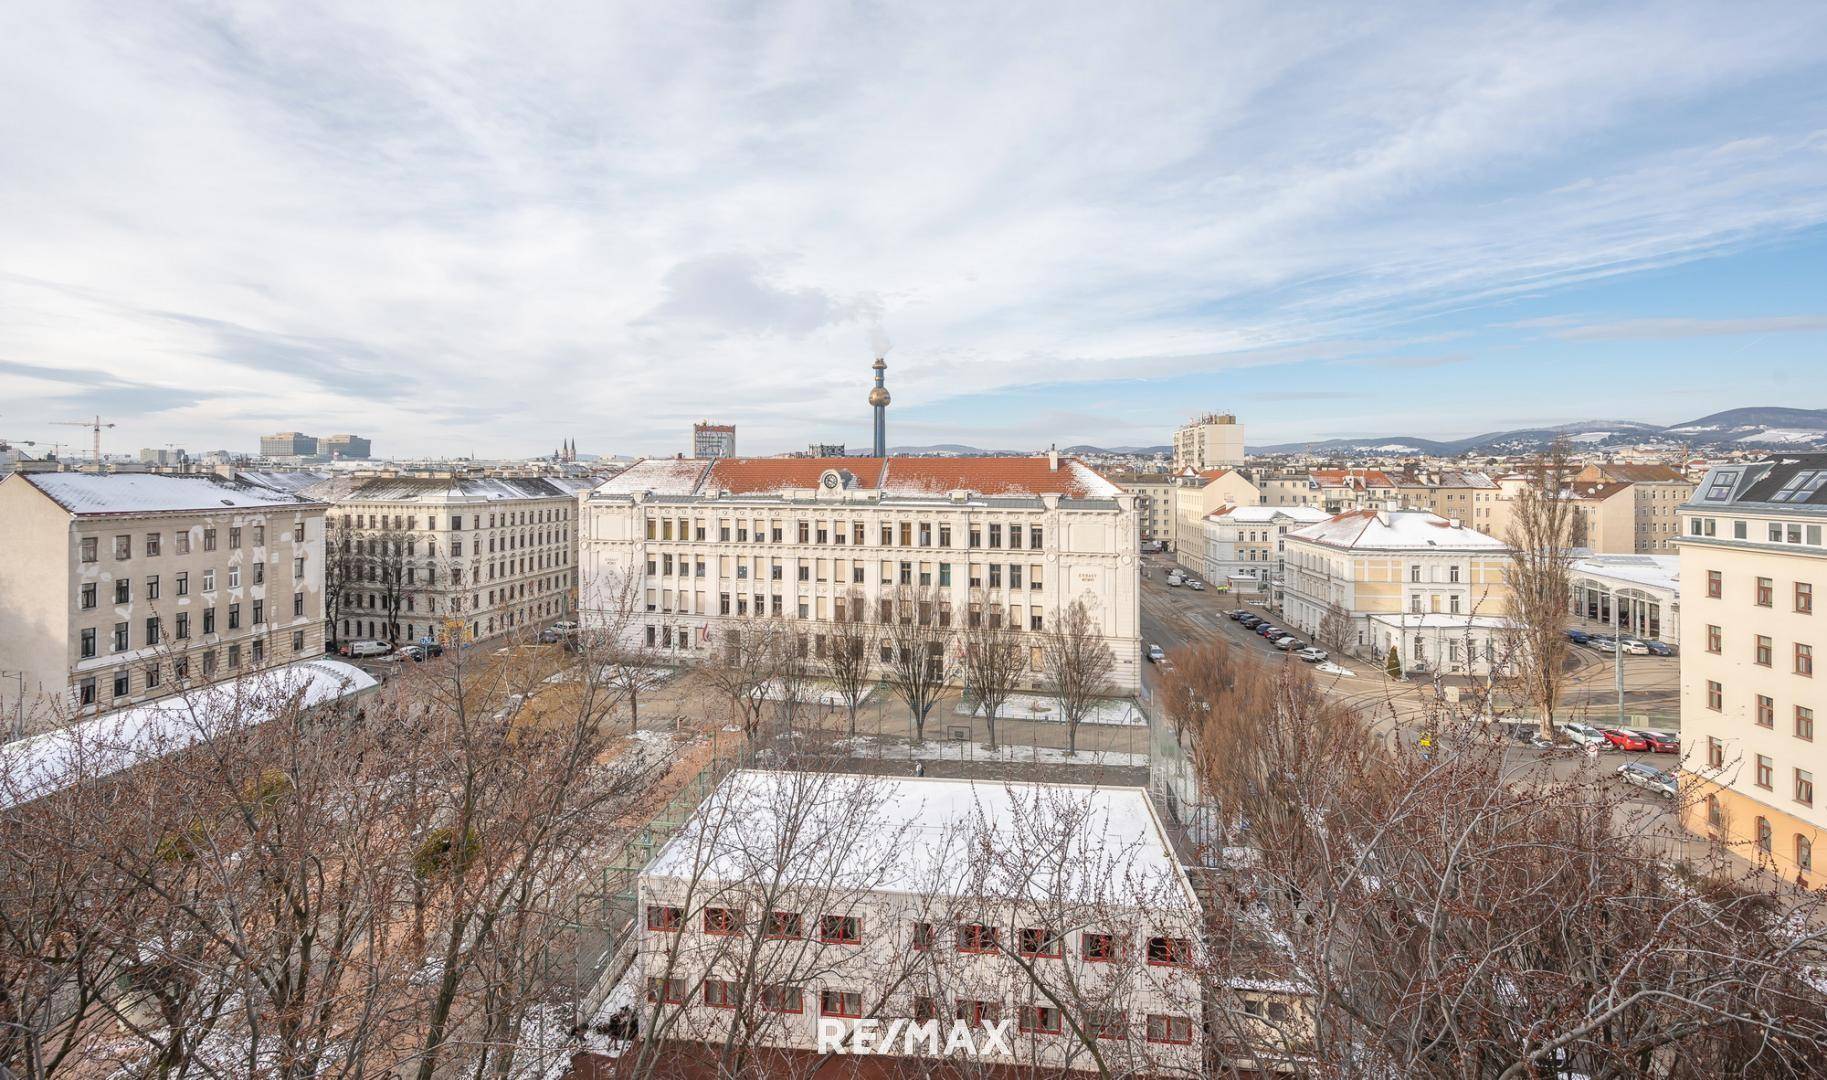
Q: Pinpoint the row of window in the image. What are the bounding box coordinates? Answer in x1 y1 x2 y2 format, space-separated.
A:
79 593 308 658
1705 737 1816 808
1703 571 1815 613
81 564 305 609
645 554 1042 592
73 630 311 706
644 516 1047 552
79 524 296 563
1689 517 1825 547
1704 798 1815 873
341 507 569 532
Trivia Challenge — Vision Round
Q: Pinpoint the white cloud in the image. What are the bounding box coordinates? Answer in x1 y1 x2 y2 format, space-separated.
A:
1 2 1825 454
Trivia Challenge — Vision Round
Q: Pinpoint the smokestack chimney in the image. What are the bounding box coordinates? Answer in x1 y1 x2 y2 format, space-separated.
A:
1047 444 1059 472
868 357 891 457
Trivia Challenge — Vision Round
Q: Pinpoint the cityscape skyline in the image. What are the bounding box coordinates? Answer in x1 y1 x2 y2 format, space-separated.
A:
2 4 1825 458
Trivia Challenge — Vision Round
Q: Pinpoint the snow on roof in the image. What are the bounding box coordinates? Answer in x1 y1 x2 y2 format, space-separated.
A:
18 472 319 514
542 476 603 495
234 469 331 494
333 476 573 503
591 458 714 496
1207 505 1331 524
646 770 1193 907
877 457 1120 498
1287 509 1508 551
0 659 376 810
1365 613 1511 629
1571 554 1679 594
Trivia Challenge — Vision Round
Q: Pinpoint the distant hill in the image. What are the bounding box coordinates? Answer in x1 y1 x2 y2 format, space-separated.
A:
886 443 995 455
1059 444 1173 456
1250 409 1827 457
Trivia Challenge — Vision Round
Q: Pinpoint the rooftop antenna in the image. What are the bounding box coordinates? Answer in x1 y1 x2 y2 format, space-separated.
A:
52 415 115 470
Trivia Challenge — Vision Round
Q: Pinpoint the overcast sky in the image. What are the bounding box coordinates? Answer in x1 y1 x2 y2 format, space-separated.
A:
2 2 1825 459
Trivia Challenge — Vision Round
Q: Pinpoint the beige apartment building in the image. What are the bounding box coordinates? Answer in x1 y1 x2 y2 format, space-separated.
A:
1098 470 1178 548
1171 412 1244 471
1281 508 1513 676
1170 468 1260 574
580 455 1143 691
309 476 580 647
1676 456 1827 883
1570 463 1693 553
0 472 326 733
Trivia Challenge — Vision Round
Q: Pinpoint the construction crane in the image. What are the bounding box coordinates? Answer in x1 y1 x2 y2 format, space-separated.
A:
53 415 115 469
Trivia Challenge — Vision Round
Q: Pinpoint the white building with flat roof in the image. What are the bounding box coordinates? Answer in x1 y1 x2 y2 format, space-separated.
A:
1202 504 1331 594
1570 553 1680 644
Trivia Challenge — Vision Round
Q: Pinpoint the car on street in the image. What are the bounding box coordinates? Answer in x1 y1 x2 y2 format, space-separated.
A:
1601 727 1650 752
1586 635 1617 650
1230 609 1252 620
1559 722 1610 749
1617 761 1678 798
1632 729 1681 753
414 638 445 657
1644 640 1675 656
395 644 427 662
339 639 391 658
1146 643 1167 663
1238 615 1262 629
1618 638 1651 655
1186 579 1205 591
1258 625 1283 638
1296 647 1328 663
1272 636 1299 650
1565 628 1591 644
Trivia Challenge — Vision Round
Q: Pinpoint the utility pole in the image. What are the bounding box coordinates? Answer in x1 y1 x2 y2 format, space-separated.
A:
52 415 115 470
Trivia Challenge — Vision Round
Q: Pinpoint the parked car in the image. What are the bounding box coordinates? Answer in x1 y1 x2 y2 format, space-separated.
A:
1166 576 1184 587
1617 761 1678 798
395 644 427 662
1565 628 1591 644
1186 580 1205 591
1230 609 1252 620
1259 625 1283 639
1272 636 1299 650
1586 635 1618 650
1560 722 1610 748
1239 615 1263 629
1146 643 1167 663
537 628 563 644
414 638 445 657
1644 640 1675 657
1296 647 1328 663
1601 727 1650 752
340 639 391 658
1633 729 1681 753
1618 638 1651 656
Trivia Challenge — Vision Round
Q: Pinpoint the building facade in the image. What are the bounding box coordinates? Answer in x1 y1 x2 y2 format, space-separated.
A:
260 431 319 458
1676 456 1827 883
313 477 579 646
1171 469 1260 575
1569 463 1694 554
320 433 372 460
0 473 327 733
1171 412 1244 472
1569 554 1680 644
1201 505 1330 592
1281 508 1513 676
1097 470 1177 548
693 422 737 459
580 455 1143 691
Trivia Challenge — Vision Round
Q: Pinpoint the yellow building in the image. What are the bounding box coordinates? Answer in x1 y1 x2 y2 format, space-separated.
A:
1172 468 1261 574
1569 464 1694 554
1677 456 1827 884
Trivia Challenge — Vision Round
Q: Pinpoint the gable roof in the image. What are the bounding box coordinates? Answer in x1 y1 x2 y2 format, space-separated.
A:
709 457 884 495
594 456 1120 500
17 472 318 515
1287 508 1508 551
878 457 1119 498
1580 463 1688 484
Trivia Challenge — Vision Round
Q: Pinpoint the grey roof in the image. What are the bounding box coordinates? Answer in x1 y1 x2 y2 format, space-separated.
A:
18 472 318 515
235 469 331 494
1690 454 1827 511
327 476 574 503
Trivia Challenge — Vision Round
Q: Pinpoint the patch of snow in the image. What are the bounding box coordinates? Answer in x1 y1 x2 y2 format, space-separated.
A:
1744 428 1826 444
954 693 1144 727
832 734 1148 768
1315 662 1356 678
756 680 876 707
1566 431 1613 443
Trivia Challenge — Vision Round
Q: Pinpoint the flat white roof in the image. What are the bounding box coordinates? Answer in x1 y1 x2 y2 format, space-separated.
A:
645 770 1195 908
19 472 317 514
1571 554 1679 595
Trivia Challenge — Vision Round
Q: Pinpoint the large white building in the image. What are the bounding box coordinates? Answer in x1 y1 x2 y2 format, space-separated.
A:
628 770 1203 1072
309 476 580 647
1281 508 1514 676
1201 505 1330 593
0 473 327 733
1171 412 1244 472
580 454 1143 690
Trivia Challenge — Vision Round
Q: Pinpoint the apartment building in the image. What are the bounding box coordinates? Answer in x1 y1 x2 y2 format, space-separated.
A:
1406 470 1506 536
260 431 318 458
1570 463 1694 553
1201 505 1330 593
0 473 326 732
580 454 1143 691
628 771 1203 1072
1171 468 1260 575
1281 508 1513 676
1255 471 1323 508
1171 412 1244 471
1097 470 1177 548
312 477 579 646
693 422 737 459
1676 456 1827 882
320 433 372 460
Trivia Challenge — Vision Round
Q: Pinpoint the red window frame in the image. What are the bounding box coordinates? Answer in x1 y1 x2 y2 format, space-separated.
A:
910 921 935 951
819 989 863 1018
703 907 741 935
1757 577 1774 607
645 976 686 1004
1017 926 1061 958
1707 570 1722 599
1019 1005 1061 1035
819 914 862 945
645 905 682 932
766 911 803 939
1799 644 1815 677
1145 1013 1195 1045
761 984 803 1013
1088 1009 1127 1040
956 923 999 954
703 978 739 1009
1146 935 1192 966
1081 931 1120 962
956 1000 1000 1025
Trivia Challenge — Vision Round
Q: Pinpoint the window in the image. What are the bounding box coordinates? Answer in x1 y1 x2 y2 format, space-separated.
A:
819 990 862 1018
229 527 242 547
76 678 96 706
1018 927 1061 958
910 921 935 951
1800 582 1815 615
956 1000 999 1025
703 907 741 935
913 996 938 1022
1707 570 1722 599
1758 695 1775 727
203 529 217 552
1757 577 1774 606
1707 793 1723 828
228 566 240 589
1706 680 1722 711
1707 737 1724 769
1757 636 1773 666
1081 931 1119 962
645 977 686 1005
1146 935 1192 966
1799 836 1815 873
1799 706 1815 741
766 911 803 939
147 575 160 600
761 984 803 1013
645 905 683 932
1146 1014 1195 1045
145 532 160 556
703 979 739 1009
1020 1005 1062 1035
112 670 130 698
176 572 188 596
145 616 160 645
113 534 131 559
144 664 160 690
1797 769 1815 807
1799 644 1815 677
820 914 862 945
112 622 129 651
294 591 305 617
1758 817 1773 854
1086 1009 1126 1040
1707 625 1722 653
1757 754 1774 789
202 569 215 591
175 612 189 640
956 923 998 953
228 603 241 630
252 525 264 546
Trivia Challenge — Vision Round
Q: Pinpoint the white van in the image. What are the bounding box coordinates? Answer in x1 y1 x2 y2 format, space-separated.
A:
343 639 391 658
1165 571 1185 587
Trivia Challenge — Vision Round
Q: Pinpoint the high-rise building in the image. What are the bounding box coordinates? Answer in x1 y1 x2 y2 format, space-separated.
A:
1171 413 1244 471
807 443 847 458
693 422 736 459
261 432 319 458
320 434 372 460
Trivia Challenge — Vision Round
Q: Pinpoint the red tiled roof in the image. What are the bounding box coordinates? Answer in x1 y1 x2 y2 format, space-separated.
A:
879 457 1119 498
706 457 885 494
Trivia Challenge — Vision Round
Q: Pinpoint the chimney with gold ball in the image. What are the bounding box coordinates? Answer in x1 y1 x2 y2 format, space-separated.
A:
869 357 890 457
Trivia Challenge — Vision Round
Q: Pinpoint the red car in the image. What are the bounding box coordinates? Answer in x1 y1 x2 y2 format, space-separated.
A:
1634 729 1681 754
1601 728 1649 752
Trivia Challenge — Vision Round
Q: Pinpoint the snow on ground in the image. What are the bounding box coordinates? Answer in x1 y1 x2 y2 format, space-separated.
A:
833 735 1147 768
1746 428 1827 444
543 663 678 685
1315 662 1357 677
756 680 876 707
1566 431 1612 443
953 692 1144 727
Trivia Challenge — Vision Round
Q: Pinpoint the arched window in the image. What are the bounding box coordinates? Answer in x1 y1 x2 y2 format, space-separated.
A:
1798 835 1814 873
1706 795 1724 829
1757 817 1772 854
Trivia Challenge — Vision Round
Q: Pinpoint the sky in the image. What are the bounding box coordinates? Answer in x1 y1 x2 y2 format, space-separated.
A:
1 2 1825 459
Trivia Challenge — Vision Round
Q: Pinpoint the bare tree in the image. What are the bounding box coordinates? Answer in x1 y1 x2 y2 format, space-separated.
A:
817 591 874 737
1315 600 1354 655
1040 598 1115 756
877 584 956 745
584 566 670 731
697 620 787 743
958 589 1029 751
322 512 360 648
1503 440 1577 740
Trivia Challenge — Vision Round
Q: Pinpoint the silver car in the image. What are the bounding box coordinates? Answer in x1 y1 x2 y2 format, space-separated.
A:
1616 762 1677 798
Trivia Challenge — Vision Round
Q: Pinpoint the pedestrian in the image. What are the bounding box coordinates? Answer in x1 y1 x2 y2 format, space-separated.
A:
913 760 926 777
